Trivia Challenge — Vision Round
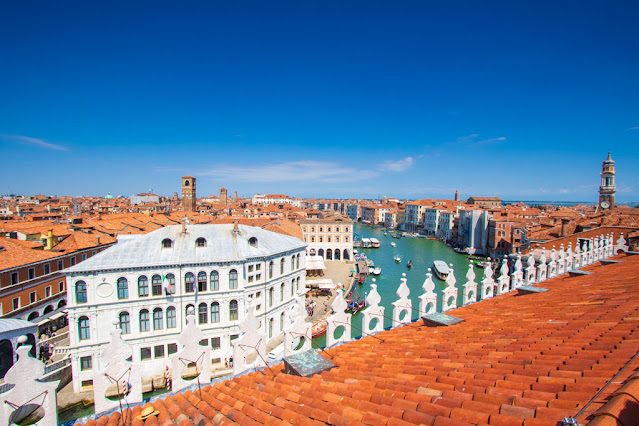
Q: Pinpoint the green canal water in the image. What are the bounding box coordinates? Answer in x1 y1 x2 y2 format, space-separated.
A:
312 223 483 348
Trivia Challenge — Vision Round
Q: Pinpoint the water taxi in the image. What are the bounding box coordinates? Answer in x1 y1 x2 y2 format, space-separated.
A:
394 256 401 263
370 238 380 248
372 267 382 275
390 242 396 247
433 260 450 280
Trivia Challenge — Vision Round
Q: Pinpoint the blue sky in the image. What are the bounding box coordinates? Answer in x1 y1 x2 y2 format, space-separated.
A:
1 1 638 202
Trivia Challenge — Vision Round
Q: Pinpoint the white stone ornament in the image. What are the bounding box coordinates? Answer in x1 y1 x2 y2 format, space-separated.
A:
442 265 458 311
93 320 142 415
463 262 478 305
480 259 496 300
362 280 385 335
170 310 211 392
557 244 566 275
565 243 574 271
511 254 524 288
497 256 511 294
525 254 536 285
615 233 629 254
547 248 557 278
573 243 581 269
232 307 267 375
392 273 412 327
536 249 548 282
283 297 312 356
419 269 438 314
326 289 352 347
1 336 60 426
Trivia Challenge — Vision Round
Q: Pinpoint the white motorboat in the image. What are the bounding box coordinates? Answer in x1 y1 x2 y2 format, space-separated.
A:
394 256 401 263
433 260 450 280
372 267 382 275
390 242 396 247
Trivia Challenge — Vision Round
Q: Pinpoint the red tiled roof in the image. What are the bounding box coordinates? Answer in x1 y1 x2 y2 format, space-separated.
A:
77 253 639 425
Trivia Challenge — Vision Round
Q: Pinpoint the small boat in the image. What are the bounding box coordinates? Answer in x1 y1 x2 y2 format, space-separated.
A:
311 319 327 337
407 260 413 269
390 242 396 247
433 260 450 280
372 267 382 275
370 238 381 248
346 288 365 314
383 232 387 236
394 256 401 263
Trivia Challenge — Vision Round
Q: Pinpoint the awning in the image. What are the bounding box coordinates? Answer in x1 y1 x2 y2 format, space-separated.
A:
319 283 336 290
305 255 326 270
306 279 335 289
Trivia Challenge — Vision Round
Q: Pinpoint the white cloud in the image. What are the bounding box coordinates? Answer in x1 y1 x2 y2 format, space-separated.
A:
0 134 69 151
199 161 378 183
380 156 414 172
448 134 507 147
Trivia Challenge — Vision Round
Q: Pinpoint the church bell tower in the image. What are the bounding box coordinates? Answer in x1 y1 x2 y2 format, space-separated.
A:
181 176 197 212
598 152 615 210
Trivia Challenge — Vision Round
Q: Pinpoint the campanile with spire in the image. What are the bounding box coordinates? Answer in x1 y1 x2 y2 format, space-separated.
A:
598 152 615 210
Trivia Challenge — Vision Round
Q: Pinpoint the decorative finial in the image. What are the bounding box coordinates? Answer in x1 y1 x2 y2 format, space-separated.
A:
17 335 27 344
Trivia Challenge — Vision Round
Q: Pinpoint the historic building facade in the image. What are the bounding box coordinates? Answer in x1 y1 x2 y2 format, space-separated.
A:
64 223 306 392
181 175 197 212
300 215 353 261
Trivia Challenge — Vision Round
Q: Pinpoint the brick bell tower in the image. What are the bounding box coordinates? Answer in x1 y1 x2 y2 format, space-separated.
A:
181 176 197 212
598 152 615 210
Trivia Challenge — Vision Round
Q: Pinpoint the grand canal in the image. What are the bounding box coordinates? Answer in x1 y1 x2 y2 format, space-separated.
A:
313 222 483 347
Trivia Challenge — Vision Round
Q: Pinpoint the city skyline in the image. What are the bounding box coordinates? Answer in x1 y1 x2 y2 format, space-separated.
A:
1 1 638 201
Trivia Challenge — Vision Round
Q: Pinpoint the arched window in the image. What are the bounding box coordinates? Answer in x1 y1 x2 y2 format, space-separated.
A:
139 309 150 332
327 226 331 232
138 275 148 297
78 316 90 340
153 308 163 330
229 269 238 289
197 271 207 292
269 262 273 279
311 236 315 243
345 226 349 232
296 277 300 292
165 273 176 294
152 275 162 296
211 302 220 323
291 279 295 297
327 237 331 243
336 236 340 242
117 277 129 300
281 283 285 301
229 300 238 321
249 237 258 247
280 312 285 331
296 254 300 269
291 256 295 270
268 318 273 338
162 238 173 248
311 226 315 232
166 307 176 329
75 281 87 304
198 303 208 324
185 272 195 293
119 312 130 335
210 271 219 291
319 237 323 243
319 227 323 232
195 237 206 247
268 287 274 307
280 258 285 275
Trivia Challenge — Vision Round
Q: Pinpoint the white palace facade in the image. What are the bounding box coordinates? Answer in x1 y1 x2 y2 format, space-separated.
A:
64 223 306 392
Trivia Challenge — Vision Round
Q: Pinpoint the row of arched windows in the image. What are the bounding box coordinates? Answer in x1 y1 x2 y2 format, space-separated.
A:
79 300 241 341
304 225 350 233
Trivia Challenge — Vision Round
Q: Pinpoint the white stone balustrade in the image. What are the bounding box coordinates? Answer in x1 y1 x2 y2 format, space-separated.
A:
362 281 385 336
548 248 557 279
497 256 511 295
462 263 478 305
536 249 547 282
419 269 438 314
326 290 352 347
392 274 412 327
525 254 536 285
480 260 496 300
511 254 524 289
283 297 312 356
170 311 211 392
442 265 458 311
232 308 266 376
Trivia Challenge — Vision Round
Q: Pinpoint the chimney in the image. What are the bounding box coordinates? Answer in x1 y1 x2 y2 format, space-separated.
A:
182 220 186 234
561 218 569 237
46 230 54 250
96 234 100 245
233 219 239 235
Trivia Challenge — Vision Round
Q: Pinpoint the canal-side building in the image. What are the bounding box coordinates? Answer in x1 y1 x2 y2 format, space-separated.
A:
456 209 491 254
63 223 306 393
300 214 353 260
